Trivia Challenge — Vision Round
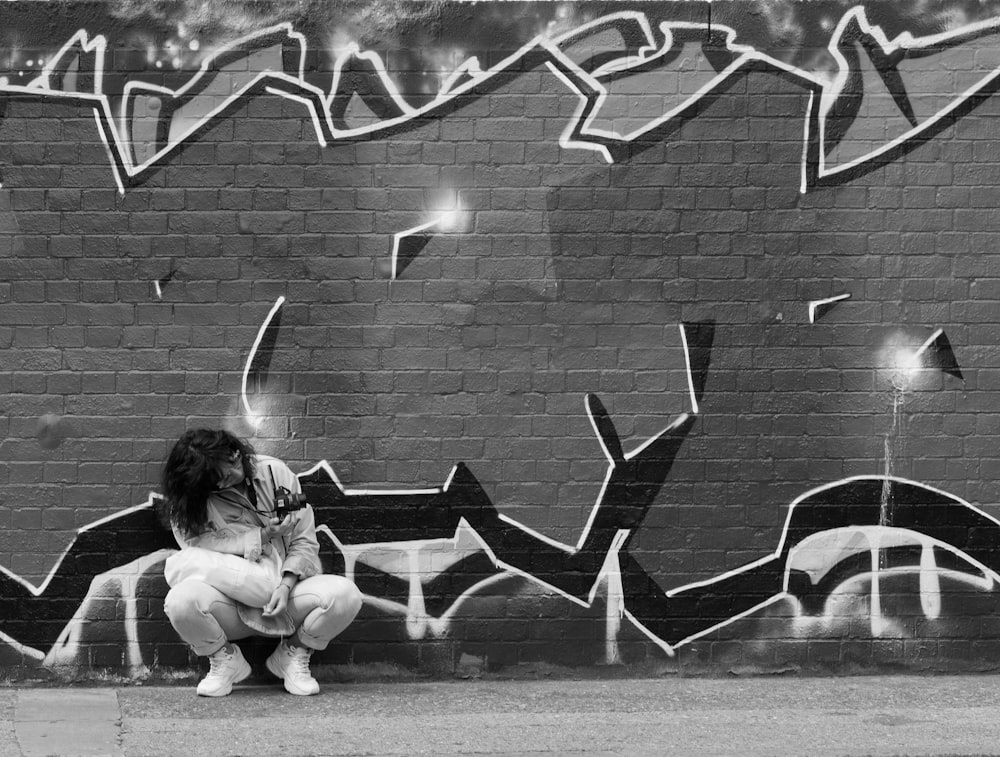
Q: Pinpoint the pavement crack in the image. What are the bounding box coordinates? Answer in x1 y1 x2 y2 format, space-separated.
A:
114 689 125 751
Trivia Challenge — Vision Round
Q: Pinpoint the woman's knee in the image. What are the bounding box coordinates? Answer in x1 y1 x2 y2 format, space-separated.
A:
163 579 215 619
307 575 364 617
341 578 364 618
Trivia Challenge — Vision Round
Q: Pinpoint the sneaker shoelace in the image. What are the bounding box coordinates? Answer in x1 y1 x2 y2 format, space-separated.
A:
208 650 234 675
288 648 312 675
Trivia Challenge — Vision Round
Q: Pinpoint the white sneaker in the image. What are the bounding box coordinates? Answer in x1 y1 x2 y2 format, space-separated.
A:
197 644 251 697
266 640 319 696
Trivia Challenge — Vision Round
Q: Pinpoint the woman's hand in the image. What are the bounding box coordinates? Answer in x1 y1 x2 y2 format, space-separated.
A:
261 513 297 541
263 583 291 617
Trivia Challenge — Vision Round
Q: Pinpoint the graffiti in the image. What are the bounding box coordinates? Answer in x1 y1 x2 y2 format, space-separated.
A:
11 8 1000 190
0 501 174 664
808 293 852 324
10 7 1000 192
314 438 1000 654
392 215 460 280
2 2 1000 675
304 390 697 646
0 324 706 666
242 296 286 428
819 8 1000 181
910 329 963 382
122 26 305 169
662 476 1000 647
10 473 1000 671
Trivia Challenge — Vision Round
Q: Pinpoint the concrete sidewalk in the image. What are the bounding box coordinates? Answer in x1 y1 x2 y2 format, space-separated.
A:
3 674 999 756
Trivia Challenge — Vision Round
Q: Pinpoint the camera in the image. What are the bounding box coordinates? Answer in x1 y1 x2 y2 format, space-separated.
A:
274 486 307 518
267 465 308 518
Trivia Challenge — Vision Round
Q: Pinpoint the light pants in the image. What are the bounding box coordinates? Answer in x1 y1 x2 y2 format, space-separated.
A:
164 574 363 656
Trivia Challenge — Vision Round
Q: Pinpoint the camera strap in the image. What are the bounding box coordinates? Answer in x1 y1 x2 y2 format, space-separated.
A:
212 484 269 527
245 478 259 510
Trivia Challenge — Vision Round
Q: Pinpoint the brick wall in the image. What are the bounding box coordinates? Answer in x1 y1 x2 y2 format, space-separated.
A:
2 2 1000 679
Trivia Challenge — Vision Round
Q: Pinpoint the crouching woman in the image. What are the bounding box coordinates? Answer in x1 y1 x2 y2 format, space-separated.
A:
158 428 363 697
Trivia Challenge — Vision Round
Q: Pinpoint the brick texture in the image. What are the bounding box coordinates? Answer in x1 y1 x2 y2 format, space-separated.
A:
2 4 1000 678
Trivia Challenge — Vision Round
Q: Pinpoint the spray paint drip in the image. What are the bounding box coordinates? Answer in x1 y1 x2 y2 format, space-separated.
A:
881 339 920 532
786 525 994 639
880 386 905 527
877 384 908 583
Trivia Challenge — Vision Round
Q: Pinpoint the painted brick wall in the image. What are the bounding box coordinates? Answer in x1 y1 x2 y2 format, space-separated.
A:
2 1 1000 679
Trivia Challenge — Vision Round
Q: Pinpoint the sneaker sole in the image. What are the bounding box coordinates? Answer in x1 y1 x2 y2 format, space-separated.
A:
197 657 251 697
265 654 319 696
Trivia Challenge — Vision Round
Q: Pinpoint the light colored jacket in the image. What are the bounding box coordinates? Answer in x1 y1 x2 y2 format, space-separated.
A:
172 454 321 581
170 455 322 636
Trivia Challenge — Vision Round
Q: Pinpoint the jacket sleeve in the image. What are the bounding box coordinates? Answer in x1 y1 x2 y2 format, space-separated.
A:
172 521 265 562
280 503 322 579
270 465 321 578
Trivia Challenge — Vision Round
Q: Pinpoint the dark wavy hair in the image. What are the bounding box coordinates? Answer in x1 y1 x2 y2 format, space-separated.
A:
158 428 256 537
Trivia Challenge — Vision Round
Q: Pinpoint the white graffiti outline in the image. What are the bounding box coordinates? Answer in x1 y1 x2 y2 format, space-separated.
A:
624 474 1000 652
550 10 658 76
435 56 485 100
327 42 417 122
323 35 607 145
390 216 449 280
297 321 705 652
819 6 1000 180
3 8 1000 193
118 23 309 175
678 322 702 415
785 525 994 635
544 61 613 164
91 109 125 195
800 89 817 194
264 85 330 148
27 29 107 95
44 548 176 676
240 295 286 427
0 500 159 597
0 26 614 189
572 21 822 142
0 8 998 660
808 292 852 323
914 327 944 361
